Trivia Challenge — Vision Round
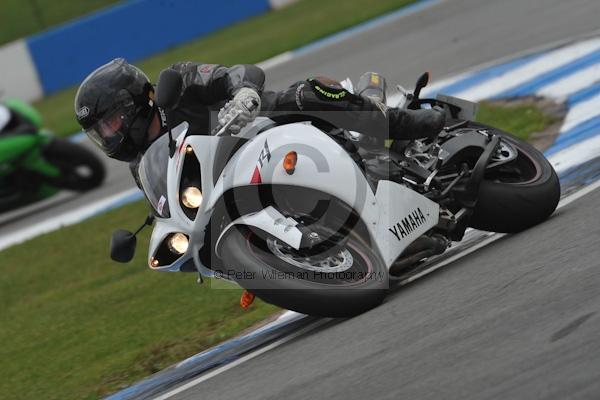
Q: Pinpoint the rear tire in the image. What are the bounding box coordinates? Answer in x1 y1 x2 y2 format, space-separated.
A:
219 226 389 318
43 138 106 191
468 123 560 233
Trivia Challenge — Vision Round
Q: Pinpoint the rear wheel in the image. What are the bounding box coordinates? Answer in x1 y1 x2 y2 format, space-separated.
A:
468 123 560 233
43 138 106 191
219 225 388 317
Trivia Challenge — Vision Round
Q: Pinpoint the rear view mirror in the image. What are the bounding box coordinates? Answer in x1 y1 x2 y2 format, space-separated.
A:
110 229 137 263
155 69 183 110
414 71 430 100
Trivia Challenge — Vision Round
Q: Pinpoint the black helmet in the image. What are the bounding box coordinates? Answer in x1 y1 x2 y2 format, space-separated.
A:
74 58 156 161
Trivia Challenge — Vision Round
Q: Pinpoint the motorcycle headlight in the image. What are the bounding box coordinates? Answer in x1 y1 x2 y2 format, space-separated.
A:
179 145 202 220
168 233 189 255
181 186 203 209
150 233 189 269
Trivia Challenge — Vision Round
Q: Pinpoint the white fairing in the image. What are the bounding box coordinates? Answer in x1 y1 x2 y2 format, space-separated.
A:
207 122 380 230
145 123 195 272
374 181 439 266
145 121 285 273
208 122 439 269
145 118 441 273
145 123 223 275
214 206 302 257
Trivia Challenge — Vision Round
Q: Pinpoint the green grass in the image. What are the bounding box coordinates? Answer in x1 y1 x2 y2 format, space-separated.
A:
0 0 120 46
477 101 559 141
34 0 418 138
0 200 279 400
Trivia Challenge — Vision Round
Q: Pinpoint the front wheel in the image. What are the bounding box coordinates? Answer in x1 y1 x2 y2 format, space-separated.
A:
468 123 560 233
43 138 106 191
219 225 389 317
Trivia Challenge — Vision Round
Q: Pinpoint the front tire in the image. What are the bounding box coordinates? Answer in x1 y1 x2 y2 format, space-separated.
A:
468 123 560 233
219 226 389 317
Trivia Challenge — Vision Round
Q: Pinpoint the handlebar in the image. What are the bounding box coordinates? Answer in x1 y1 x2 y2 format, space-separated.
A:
211 98 260 136
211 110 241 136
415 98 463 119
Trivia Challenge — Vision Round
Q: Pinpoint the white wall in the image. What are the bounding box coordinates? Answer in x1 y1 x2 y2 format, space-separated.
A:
0 40 43 102
268 0 300 10
0 0 298 102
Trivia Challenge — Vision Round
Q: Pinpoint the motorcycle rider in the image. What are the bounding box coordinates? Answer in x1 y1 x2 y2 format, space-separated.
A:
0 100 41 192
0 102 38 136
74 58 445 163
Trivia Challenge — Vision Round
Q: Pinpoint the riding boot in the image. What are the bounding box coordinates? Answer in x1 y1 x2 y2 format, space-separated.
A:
269 77 446 141
388 107 446 140
338 94 446 141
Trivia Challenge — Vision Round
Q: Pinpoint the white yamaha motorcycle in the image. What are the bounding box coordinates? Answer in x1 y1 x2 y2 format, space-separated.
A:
110 70 560 317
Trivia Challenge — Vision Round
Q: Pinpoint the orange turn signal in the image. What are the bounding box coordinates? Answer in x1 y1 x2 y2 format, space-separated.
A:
283 151 297 175
240 290 255 309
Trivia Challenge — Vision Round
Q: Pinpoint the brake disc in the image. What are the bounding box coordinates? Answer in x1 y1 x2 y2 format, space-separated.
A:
266 238 354 273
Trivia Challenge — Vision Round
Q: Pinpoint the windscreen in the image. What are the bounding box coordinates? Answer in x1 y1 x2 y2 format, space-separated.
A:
138 134 171 218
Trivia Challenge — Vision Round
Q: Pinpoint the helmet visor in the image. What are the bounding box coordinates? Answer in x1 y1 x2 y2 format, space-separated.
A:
84 93 137 155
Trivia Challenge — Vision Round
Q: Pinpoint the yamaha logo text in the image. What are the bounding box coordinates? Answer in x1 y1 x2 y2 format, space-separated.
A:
388 208 427 241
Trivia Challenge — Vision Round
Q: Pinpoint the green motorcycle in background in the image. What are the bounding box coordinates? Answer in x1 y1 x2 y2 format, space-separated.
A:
0 99 105 212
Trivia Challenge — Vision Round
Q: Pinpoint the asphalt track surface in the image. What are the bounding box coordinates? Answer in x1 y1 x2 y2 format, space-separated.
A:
166 188 600 400
149 0 600 399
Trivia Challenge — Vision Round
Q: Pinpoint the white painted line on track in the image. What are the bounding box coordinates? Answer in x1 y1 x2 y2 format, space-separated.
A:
537 63 600 99
550 135 600 173
291 0 444 57
262 0 444 71
557 176 600 208
257 52 294 71
0 192 75 225
456 37 600 101
0 188 141 251
154 319 330 400
560 91 600 132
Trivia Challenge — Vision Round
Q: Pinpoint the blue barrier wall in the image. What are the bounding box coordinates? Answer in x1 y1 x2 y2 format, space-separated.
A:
26 0 271 95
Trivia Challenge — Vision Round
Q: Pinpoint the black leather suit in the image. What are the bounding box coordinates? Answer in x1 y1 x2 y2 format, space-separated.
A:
161 62 445 140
